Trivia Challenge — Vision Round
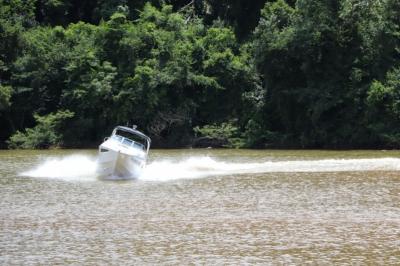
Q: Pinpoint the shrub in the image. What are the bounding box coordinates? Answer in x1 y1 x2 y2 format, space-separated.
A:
8 110 74 149
193 121 245 148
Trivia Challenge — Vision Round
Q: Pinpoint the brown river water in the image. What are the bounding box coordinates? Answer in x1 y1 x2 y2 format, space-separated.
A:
1 149 400 264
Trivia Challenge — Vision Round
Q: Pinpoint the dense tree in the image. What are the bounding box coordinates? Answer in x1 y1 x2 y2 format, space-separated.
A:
1 0 400 149
251 0 400 148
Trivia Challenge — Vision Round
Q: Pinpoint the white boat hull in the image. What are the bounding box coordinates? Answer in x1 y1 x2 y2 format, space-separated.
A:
97 137 147 180
97 151 145 179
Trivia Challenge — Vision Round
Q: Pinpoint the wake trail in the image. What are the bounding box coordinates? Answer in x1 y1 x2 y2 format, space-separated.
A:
140 157 400 181
21 156 400 182
21 155 98 182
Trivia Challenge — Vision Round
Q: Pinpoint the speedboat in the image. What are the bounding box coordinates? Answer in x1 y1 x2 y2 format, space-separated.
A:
97 126 151 179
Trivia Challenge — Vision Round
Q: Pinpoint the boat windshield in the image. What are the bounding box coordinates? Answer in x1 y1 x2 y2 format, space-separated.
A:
112 129 147 151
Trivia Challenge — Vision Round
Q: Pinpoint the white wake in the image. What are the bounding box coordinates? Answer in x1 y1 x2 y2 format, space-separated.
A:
141 157 400 181
21 155 98 182
21 155 400 182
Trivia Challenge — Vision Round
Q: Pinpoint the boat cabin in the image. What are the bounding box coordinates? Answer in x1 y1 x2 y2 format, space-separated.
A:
111 126 151 153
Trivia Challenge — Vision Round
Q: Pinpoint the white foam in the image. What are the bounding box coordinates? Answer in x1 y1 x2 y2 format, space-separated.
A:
21 155 400 182
139 157 400 182
21 155 98 182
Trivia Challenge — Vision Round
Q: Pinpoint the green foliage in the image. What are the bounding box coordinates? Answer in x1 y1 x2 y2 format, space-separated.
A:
0 0 36 25
0 84 12 111
249 0 400 148
7 110 74 149
1 1 400 149
367 81 393 107
194 121 244 148
365 68 400 146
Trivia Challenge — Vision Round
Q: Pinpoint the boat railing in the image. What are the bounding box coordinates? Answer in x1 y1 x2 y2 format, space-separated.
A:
111 135 145 151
